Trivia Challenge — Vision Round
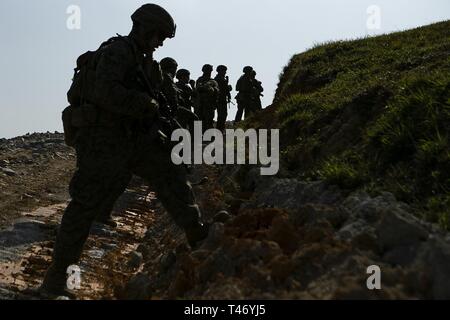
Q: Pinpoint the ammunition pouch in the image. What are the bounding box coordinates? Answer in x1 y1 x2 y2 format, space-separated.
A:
62 105 77 147
62 104 118 147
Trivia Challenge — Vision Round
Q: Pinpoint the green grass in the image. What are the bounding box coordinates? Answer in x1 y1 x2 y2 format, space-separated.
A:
248 20 450 229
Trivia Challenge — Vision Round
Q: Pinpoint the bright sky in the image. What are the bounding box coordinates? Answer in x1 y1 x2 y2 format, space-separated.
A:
0 0 449 138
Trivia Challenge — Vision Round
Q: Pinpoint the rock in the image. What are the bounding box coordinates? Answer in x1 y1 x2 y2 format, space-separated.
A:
168 270 193 298
241 167 265 192
245 178 342 210
413 238 450 299
86 249 105 259
376 208 429 250
213 211 232 223
123 273 152 300
351 230 380 253
127 251 143 269
0 219 49 248
190 249 211 261
136 244 150 259
198 247 236 283
246 264 272 289
293 203 349 228
101 243 118 251
160 251 177 272
343 191 391 223
228 239 283 264
268 215 301 254
338 219 373 240
201 222 225 250
0 167 17 176
270 255 295 283
90 223 117 237
383 244 420 266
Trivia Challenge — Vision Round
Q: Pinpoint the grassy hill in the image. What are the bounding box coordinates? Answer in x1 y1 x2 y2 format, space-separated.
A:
245 20 450 229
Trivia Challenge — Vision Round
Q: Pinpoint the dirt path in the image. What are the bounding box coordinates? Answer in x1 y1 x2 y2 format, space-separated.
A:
0 178 158 300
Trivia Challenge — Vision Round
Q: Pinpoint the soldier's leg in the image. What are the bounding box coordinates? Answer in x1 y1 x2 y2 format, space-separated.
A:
41 128 130 294
235 102 244 123
217 102 227 132
188 110 199 137
95 171 132 226
200 103 207 130
132 133 208 247
244 101 254 119
206 106 215 130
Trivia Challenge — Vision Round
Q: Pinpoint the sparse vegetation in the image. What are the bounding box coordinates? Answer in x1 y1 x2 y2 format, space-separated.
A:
247 20 450 229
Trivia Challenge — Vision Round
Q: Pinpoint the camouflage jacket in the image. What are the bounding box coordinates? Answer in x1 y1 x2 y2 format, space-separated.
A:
236 75 253 96
176 82 194 110
88 36 159 121
161 71 180 113
196 76 219 104
252 79 264 97
214 75 232 103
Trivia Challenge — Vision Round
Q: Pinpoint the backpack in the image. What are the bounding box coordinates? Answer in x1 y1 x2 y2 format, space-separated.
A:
62 36 129 147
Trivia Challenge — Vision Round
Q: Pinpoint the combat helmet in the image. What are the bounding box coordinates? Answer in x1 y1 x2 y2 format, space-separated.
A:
131 4 177 39
160 57 178 72
202 64 214 73
243 66 253 74
216 65 228 73
176 69 190 80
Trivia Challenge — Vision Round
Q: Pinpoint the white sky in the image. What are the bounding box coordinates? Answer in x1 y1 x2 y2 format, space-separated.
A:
0 0 449 138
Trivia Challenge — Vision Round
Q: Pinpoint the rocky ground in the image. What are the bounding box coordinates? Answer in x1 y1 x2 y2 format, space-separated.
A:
1 132 450 300
0 133 74 228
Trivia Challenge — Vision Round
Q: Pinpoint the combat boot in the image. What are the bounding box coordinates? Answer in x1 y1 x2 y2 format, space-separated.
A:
94 216 118 228
213 210 232 223
39 263 76 299
185 222 210 249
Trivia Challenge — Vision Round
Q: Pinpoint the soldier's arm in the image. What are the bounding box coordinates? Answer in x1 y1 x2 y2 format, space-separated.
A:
258 81 264 93
161 75 179 108
94 42 157 119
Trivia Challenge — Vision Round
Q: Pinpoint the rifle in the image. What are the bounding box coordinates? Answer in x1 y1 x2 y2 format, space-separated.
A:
137 64 183 143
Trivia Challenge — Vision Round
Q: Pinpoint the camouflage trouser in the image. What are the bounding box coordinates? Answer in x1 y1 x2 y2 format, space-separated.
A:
234 99 250 122
52 126 201 269
96 171 131 221
176 107 199 136
199 102 215 131
216 100 228 132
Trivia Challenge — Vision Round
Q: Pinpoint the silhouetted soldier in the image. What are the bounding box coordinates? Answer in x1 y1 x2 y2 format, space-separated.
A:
160 57 180 112
40 4 210 297
196 64 219 131
248 70 264 116
176 69 194 111
234 66 254 123
214 65 232 132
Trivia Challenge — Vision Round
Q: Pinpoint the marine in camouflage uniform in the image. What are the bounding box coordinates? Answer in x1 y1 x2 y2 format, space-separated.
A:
214 65 232 132
159 57 180 112
175 68 199 134
248 70 264 116
196 64 219 131
40 4 209 297
234 66 254 123
159 58 198 133
176 69 194 111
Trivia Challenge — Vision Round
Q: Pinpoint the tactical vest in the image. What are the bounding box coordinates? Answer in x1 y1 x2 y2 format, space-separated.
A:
63 35 148 146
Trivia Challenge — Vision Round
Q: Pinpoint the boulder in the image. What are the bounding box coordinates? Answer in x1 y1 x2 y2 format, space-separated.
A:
123 273 152 300
376 208 428 250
